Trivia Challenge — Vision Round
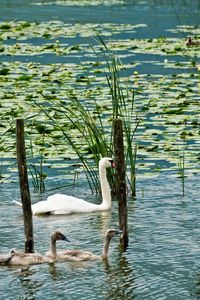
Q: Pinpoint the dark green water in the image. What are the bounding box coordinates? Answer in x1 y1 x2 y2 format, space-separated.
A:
0 1 200 299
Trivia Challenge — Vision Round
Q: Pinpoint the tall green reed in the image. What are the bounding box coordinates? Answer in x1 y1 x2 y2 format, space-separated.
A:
28 124 47 193
177 134 186 197
30 37 148 195
94 36 145 196
177 148 185 196
31 96 113 194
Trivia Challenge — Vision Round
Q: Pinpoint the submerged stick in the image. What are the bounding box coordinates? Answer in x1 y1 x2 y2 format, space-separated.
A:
16 119 34 253
113 118 129 248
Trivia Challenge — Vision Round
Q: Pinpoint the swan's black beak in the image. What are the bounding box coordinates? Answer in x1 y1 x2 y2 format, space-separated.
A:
109 159 115 168
62 235 70 242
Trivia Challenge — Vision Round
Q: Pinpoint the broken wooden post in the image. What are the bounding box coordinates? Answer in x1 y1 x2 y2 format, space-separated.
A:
16 119 34 253
113 118 129 248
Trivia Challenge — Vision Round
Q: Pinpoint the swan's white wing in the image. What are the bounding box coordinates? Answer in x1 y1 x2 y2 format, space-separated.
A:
32 200 55 215
32 194 100 215
47 193 83 203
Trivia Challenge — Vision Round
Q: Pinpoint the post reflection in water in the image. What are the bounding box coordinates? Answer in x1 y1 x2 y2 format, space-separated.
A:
16 267 43 300
103 254 137 300
191 271 200 299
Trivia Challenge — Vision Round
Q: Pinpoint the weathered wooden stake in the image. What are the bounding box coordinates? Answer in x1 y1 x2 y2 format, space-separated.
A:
16 119 34 253
113 118 129 248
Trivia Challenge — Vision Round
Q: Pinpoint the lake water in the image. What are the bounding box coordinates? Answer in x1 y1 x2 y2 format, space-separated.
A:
0 1 200 299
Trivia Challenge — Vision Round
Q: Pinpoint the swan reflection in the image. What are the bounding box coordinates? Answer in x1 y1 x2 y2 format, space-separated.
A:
103 254 137 300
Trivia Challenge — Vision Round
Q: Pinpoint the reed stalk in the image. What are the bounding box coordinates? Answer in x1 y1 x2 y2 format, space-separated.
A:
177 138 186 197
31 97 109 194
29 38 149 195
177 149 185 196
28 130 46 193
95 37 140 196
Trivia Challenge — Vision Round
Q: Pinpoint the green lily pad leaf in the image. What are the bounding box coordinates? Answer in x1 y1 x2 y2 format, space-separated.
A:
0 68 9 75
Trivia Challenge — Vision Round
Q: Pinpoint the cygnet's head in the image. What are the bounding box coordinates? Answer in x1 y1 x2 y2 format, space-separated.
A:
99 157 115 169
51 231 70 242
10 249 17 256
106 229 122 240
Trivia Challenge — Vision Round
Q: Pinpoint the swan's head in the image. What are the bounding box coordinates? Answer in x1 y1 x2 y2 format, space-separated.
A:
105 229 122 240
99 157 115 169
51 231 70 243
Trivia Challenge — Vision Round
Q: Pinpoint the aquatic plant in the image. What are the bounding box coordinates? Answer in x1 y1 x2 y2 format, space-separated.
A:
177 147 185 196
0 19 199 191
28 162 46 193
28 125 47 193
31 92 113 194
30 36 149 196
176 132 187 197
94 36 151 196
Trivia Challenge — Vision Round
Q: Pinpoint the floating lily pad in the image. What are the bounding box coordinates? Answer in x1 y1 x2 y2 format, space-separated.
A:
0 20 199 181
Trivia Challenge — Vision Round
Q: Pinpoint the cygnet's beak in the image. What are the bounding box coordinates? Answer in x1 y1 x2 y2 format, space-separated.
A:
62 235 70 242
115 229 123 235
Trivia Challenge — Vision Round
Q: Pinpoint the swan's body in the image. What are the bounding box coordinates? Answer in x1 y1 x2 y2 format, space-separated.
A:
14 157 114 215
46 229 121 262
0 231 69 266
6 250 49 266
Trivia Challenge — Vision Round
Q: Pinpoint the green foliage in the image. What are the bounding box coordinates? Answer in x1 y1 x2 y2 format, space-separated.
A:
94 36 149 196
29 37 148 195
0 20 199 193
0 68 9 75
176 133 187 197
177 148 185 197
29 162 46 193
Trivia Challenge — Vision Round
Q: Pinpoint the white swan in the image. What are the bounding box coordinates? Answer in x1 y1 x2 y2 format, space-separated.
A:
46 229 122 262
0 231 69 266
14 157 114 215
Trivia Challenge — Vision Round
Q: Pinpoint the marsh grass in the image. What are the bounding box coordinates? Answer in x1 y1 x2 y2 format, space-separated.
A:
94 36 148 196
28 162 46 193
30 37 149 195
177 149 185 196
28 130 46 193
0 159 3 181
31 93 113 194
177 137 186 196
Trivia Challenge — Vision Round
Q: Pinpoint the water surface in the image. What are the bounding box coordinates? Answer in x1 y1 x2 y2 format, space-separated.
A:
0 1 200 299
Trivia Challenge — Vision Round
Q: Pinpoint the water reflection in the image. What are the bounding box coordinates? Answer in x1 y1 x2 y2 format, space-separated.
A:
32 209 112 243
191 271 200 299
47 263 59 281
15 267 43 300
93 210 112 234
103 254 137 300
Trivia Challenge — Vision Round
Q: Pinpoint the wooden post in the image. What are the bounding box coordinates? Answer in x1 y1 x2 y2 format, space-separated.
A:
16 119 34 253
113 118 129 248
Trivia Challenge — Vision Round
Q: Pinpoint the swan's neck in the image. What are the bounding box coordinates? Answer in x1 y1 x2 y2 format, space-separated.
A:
99 165 111 210
50 237 57 259
102 235 111 259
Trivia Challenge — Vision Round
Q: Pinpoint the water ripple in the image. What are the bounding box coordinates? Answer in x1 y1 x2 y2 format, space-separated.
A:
1 173 200 299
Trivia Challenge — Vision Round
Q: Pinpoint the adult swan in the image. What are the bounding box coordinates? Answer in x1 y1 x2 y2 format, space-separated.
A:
14 157 115 215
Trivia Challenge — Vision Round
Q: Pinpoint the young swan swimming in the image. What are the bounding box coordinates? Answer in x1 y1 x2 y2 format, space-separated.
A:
0 231 69 266
0 250 15 264
46 229 122 262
